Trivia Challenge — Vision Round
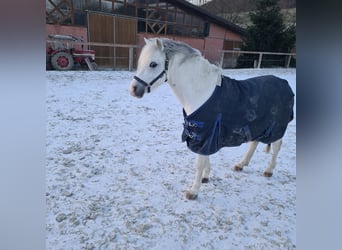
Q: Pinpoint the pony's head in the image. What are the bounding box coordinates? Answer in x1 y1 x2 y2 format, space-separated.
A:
129 38 168 98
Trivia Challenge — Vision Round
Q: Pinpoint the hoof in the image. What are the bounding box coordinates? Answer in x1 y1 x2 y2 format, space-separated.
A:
185 191 198 200
202 178 209 183
233 165 243 172
263 172 273 177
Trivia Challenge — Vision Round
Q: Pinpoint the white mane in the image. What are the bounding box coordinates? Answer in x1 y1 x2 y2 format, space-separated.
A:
157 38 201 64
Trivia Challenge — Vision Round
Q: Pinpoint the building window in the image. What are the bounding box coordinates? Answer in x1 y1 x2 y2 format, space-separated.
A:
136 1 208 37
46 0 210 37
46 0 74 25
223 40 243 50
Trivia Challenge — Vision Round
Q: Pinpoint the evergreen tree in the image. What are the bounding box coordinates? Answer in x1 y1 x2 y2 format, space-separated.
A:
237 0 296 67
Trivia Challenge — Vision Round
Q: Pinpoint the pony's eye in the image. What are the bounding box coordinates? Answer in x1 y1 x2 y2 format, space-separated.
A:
149 62 158 68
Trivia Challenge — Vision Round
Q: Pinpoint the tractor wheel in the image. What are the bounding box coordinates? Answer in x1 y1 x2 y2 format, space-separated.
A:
51 52 74 70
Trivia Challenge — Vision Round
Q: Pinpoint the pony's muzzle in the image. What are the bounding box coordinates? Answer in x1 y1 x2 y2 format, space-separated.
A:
129 80 145 98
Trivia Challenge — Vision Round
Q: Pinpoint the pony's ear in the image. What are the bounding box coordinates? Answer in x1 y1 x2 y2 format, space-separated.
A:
144 37 150 44
155 38 164 51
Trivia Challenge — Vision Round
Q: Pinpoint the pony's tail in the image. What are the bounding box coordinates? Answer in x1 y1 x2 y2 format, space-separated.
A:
265 144 271 154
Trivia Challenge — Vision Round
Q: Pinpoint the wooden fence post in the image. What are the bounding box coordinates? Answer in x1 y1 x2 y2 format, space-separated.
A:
129 47 134 71
286 55 292 68
257 53 263 68
219 52 225 68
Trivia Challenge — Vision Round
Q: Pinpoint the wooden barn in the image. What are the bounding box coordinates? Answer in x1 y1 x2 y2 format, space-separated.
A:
46 0 246 69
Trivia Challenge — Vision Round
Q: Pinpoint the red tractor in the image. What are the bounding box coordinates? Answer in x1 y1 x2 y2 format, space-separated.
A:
46 34 97 70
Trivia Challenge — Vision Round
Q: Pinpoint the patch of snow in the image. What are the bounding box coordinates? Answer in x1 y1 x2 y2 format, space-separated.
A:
46 68 296 249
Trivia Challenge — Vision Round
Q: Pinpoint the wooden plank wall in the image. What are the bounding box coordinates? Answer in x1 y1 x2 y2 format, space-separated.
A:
114 17 137 68
88 13 137 68
88 13 114 67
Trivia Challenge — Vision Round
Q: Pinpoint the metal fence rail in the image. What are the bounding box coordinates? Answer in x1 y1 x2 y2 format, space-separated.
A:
220 50 296 69
47 39 296 70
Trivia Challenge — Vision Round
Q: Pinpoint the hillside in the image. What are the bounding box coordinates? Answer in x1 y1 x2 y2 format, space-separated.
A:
201 0 296 28
219 8 296 29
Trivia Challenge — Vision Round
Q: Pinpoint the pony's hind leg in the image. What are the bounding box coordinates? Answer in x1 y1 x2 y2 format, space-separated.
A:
201 159 210 183
264 139 282 177
186 155 210 200
233 141 259 171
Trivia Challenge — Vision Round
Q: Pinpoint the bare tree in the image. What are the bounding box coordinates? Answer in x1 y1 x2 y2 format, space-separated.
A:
203 0 255 23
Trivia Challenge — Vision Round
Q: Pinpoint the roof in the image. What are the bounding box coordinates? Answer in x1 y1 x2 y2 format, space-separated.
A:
48 34 83 42
171 0 246 36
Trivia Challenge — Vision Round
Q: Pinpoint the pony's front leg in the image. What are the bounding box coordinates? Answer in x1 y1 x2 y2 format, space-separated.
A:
233 141 259 171
186 155 210 200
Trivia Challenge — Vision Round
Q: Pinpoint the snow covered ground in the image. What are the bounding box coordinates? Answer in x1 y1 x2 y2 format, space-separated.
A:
46 68 296 250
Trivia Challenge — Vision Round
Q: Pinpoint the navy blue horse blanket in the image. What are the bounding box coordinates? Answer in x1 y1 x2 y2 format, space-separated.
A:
182 75 294 155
